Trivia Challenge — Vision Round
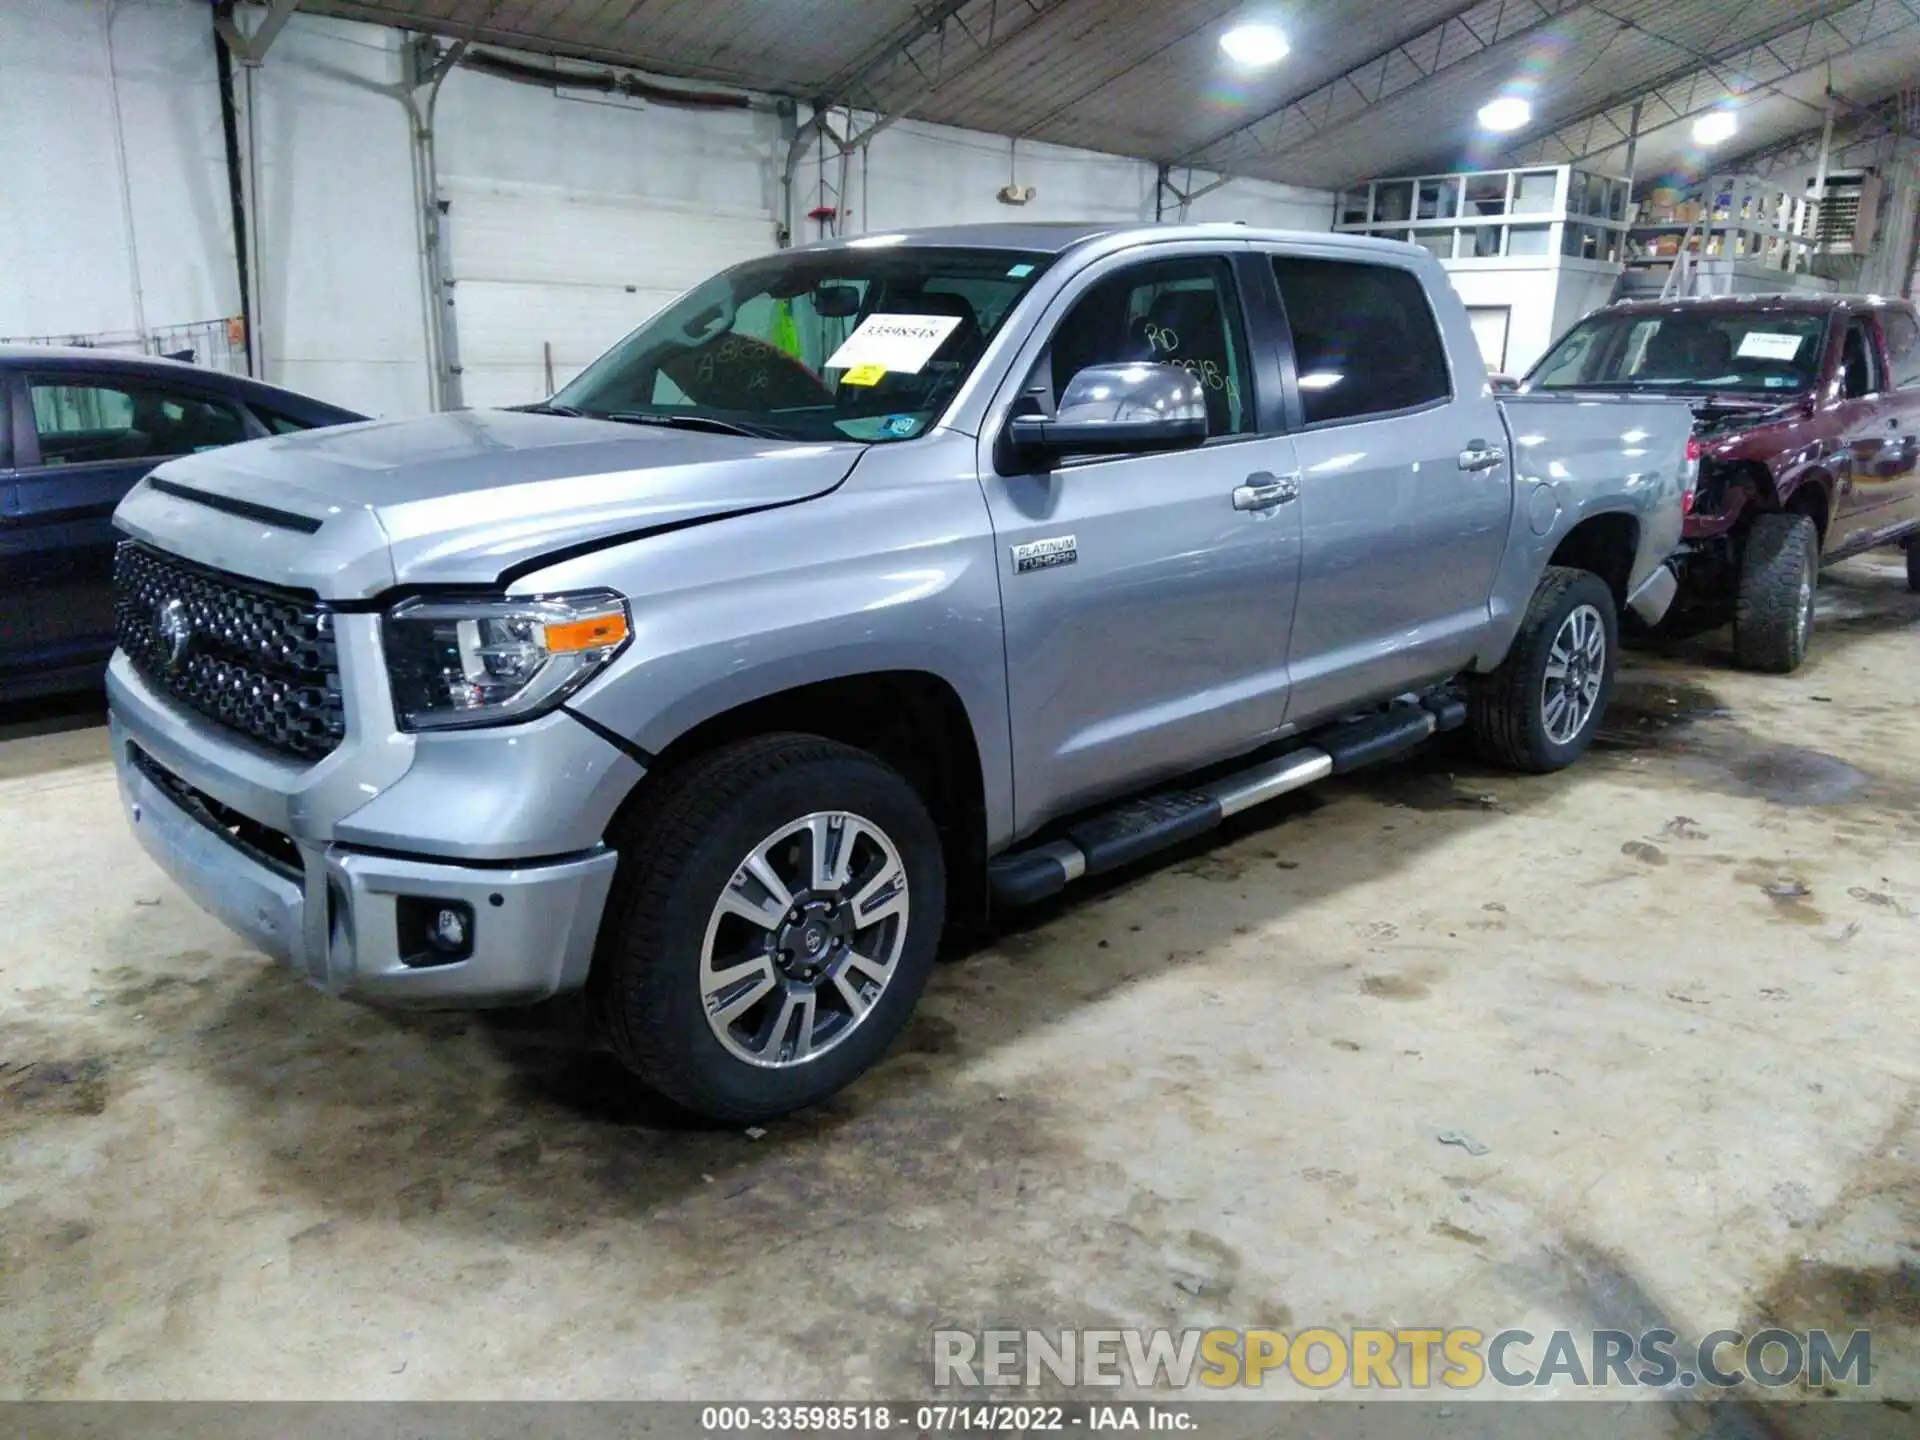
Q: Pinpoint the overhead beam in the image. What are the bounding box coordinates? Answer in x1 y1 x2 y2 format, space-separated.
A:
812 0 1081 120
214 0 300 68
1179 0 1597 175
1498 0 1920 167
1720 93 1910 178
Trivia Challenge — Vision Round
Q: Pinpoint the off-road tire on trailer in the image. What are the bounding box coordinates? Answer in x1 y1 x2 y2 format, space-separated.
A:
1469 566 1618 774
1906 537 1920 593
592 733 945 1123
1732 512 1819 674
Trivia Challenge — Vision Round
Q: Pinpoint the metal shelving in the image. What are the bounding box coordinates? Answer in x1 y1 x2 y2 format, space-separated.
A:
1335 164 1632 264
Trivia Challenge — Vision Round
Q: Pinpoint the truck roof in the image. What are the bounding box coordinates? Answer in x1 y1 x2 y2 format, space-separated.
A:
786 222 1422 260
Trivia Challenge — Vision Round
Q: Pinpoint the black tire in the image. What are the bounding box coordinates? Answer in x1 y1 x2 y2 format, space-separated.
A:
1469 566 1619 774
1732 512 1819 674
1906 539 1920 594
592 733 945 1123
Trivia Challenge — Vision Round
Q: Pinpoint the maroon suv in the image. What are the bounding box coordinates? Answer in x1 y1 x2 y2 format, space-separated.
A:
1523 294 1920 672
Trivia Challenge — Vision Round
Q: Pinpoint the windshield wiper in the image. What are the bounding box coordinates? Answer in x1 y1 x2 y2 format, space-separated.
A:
604 411 778 439
515 401 590 417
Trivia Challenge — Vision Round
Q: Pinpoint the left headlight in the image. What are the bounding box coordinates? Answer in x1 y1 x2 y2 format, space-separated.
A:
383 590 631 731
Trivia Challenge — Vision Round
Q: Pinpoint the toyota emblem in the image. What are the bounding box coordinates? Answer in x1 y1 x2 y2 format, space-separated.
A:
156 597 193 670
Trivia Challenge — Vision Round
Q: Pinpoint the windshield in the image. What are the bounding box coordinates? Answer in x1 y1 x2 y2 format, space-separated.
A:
1527 310 1828 395
553 246 1053 443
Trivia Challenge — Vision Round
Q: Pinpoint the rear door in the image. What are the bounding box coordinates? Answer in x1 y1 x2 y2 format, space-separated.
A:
1256 249 1512 725
0 374 32 680
14 372 254 667
1872 304 1920 534
1828 312 1899 551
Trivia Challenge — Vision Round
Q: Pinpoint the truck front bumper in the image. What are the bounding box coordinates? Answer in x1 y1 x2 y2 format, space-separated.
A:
108 650 627 1008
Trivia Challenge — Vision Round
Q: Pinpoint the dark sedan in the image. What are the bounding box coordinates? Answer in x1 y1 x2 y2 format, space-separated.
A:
0 348 364 699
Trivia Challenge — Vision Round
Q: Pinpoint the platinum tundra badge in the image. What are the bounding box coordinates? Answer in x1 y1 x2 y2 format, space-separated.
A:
1011 535 1078 574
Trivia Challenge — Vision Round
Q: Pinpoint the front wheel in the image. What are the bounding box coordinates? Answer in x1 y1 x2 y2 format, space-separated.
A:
1469 566 1619 774
593 734 945 1122
1732 512 1819 673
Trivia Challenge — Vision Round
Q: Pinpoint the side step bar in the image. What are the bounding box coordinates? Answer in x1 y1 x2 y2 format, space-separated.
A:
988 694 1466 906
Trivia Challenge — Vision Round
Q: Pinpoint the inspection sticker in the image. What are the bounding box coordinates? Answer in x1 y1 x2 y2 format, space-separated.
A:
840 363 888 387
1737 331 1804 361
826 313 962 374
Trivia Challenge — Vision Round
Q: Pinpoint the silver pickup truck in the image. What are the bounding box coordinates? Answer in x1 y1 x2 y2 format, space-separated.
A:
108 223 1693 1120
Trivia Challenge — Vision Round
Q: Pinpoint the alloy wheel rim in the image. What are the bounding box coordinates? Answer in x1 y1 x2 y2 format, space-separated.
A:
699 811 910 1068
1796 564 1814 649
1542 603 1606 746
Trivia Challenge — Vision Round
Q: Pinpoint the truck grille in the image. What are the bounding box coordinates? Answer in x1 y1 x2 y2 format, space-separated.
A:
114 541 346 759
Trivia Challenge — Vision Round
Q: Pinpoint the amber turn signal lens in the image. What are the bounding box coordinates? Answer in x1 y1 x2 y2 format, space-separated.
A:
543 611 630 653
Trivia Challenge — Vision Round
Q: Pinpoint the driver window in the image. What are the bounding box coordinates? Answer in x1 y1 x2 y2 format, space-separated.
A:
1841 320 1878 399
1040 256 1252 436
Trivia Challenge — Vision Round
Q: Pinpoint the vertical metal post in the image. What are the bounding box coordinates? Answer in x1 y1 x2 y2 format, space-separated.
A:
411 38 467 411
1622 100 1643 190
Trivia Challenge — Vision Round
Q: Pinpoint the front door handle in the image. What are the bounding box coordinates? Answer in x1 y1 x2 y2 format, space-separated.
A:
1459 441 1506 472
1232 472 1300 511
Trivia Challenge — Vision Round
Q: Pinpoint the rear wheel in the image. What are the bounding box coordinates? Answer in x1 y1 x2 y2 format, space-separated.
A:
593 734 945 1122
1470 566 1618 774
1732 512 1819 674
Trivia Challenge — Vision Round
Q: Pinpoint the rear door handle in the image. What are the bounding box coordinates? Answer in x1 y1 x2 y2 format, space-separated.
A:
1232 472 1300 511
1459 441 1506 472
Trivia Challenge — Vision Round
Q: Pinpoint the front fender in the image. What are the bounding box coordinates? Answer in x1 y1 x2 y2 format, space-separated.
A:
523 441 1016 851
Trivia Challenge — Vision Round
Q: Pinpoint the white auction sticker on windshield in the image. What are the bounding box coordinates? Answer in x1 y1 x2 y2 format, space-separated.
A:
826 313 962 374
1736 331 1804 361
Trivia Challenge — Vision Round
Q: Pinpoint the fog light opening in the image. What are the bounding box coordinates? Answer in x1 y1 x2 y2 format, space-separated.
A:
398 896 475 968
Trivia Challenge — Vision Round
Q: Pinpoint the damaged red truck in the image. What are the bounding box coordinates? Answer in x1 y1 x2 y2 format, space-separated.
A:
1523 293 1920 672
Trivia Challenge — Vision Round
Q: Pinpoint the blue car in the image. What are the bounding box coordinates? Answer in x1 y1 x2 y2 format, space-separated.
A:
0 347 364 699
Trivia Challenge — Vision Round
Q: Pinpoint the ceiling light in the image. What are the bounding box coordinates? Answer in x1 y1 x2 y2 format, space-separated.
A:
1220 22 1289 68
1477 96 1531 133
1692 110 1737 146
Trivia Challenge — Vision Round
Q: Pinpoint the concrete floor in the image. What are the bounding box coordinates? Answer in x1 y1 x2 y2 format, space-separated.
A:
3 556 1918 1420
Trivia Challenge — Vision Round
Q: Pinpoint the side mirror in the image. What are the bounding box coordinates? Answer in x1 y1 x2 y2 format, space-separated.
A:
1488 372 1520 392
1008 362 1208 462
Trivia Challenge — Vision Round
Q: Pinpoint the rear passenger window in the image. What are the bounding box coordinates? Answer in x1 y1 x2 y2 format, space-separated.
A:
29 380 245 465
1270 258 1451 425
1881 309 1920 388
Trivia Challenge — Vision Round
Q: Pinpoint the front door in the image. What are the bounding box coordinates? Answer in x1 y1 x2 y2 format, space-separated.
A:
978 248 1303 833
1261 251 1513 726
13 373 250 668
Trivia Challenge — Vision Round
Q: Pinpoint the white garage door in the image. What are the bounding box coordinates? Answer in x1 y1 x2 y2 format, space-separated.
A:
441 177 777 410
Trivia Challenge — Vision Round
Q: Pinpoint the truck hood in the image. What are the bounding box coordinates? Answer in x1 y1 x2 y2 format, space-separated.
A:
116 409 864 598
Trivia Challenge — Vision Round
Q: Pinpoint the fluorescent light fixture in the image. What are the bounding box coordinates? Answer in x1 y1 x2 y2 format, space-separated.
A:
1692 111 1737 146
1220 22 1289 68
1477 96 1531 132
1298 371 1343 390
